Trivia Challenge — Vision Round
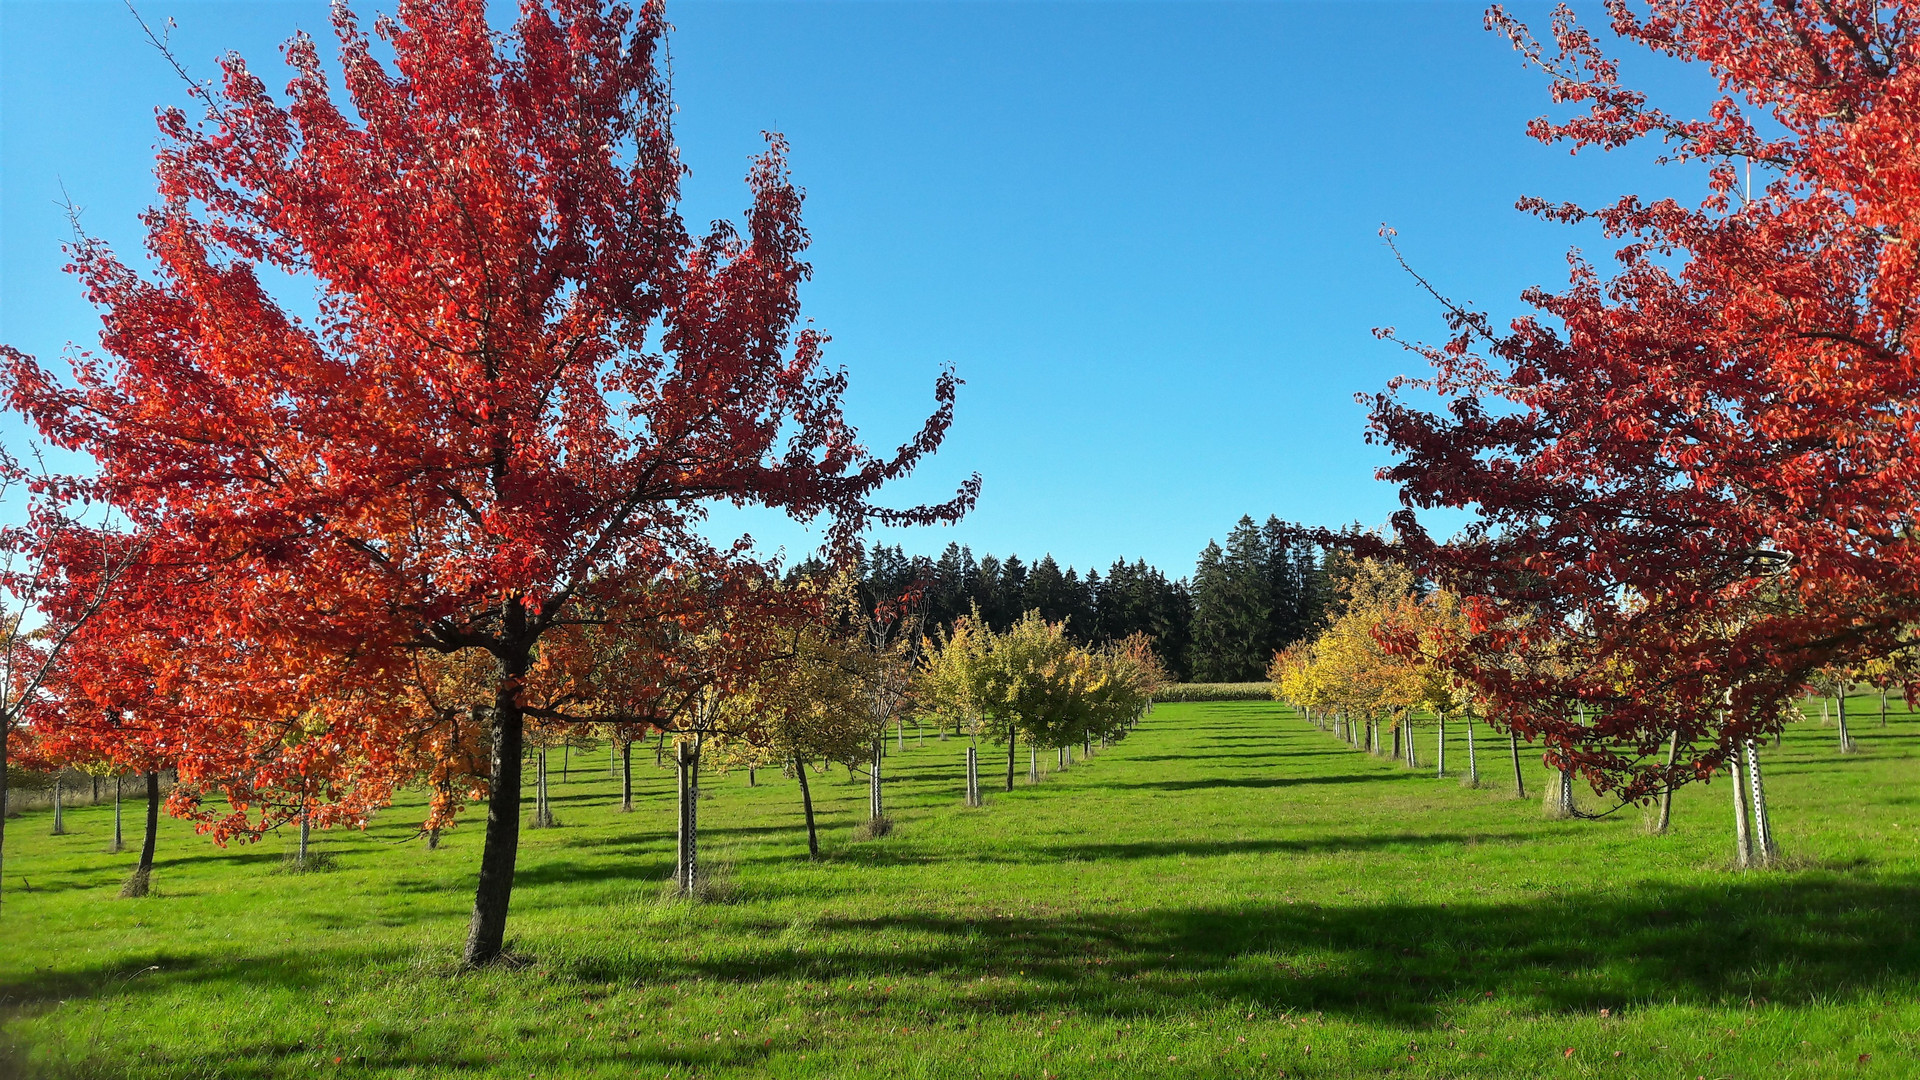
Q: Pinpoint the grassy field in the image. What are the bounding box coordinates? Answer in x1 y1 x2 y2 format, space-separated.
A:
3 697 1918 1079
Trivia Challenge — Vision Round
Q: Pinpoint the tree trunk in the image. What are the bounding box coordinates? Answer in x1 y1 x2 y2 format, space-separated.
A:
795 754 819 859
562 744 569 783
298 810 310 865
621 739 633 812
1465 712 1478 786
111 775 124 853
1655 731 1678 835
1837 689 1856 752
121 770 161 897
51 776 64 836
868 737 883 821
1730 752 1752 869
748 766 756 787
464 665 529 966
897 720 904 754
1055 745 1063 774
1436 712 1446 777
1881 689 1889 727
1746 738 1776 865
0 725 9 909
91 775 99 803
1005 726 1017 792
676 738 700 896
656 729 665 767
1508 730 1526 799
965 745 980 807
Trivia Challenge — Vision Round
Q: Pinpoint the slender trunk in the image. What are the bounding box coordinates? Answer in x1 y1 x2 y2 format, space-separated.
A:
1746 738 1776 865
897 720 904 754
428 826 441 850
1730 752 1752 869
1881 690 1889 727
965 745 980 807
656 729 665 767
562 744 569 783
51 776 64 836
1655 731 1678 835
609 743 618 778
112 775 124 853
621 739 633 812
748 766 756 787
464 660 529 966
1509 730 1526 799
532 748 547 827
795 754 819 858
869 737 883 821
676 739 700 895
298 810 310 865
1005 725 1017 792
0 726 9 908
91 775 99 803
1465 712 1479 786
1837 690 1855 752
1056 745 1064 773
138 771 160 875
1436 712 1446 777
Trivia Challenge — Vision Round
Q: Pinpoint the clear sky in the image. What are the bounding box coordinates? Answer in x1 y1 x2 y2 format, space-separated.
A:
0 1 1711 579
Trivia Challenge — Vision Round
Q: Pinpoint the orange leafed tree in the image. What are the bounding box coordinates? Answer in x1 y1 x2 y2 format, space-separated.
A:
1355 0 1920 802
2 0 973 963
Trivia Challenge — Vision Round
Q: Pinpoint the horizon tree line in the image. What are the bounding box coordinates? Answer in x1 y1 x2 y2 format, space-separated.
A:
835 513 1352 683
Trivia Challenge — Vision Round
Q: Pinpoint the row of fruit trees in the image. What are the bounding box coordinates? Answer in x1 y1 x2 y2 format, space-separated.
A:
5 0 1920 965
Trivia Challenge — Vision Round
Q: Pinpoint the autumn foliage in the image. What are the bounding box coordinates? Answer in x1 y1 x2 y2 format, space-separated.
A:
1348 0 1920 803
2 0 972 961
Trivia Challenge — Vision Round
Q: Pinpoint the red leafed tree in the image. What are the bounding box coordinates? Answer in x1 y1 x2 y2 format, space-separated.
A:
1355 1 1920 804
2 0 973 963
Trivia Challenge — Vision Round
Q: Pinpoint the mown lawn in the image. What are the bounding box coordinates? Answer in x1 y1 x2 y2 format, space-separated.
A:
3 696 1918 1078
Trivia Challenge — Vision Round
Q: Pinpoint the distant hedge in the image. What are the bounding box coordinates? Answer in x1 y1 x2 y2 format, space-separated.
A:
1155 682 1275 703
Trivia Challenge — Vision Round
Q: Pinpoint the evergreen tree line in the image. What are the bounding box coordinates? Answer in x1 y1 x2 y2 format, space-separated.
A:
841 515 1350 682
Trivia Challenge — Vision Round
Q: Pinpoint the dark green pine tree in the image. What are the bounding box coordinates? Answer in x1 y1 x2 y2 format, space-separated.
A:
1190 517 1284 681
1023 554 1069 623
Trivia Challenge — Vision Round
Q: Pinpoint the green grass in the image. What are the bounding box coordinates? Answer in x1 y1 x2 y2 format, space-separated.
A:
3 697 1919 1078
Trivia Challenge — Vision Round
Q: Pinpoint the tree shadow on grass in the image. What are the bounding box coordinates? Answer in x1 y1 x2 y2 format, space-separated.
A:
10 873 1918 1076
1099 772 1416 793
553 872 1920 1026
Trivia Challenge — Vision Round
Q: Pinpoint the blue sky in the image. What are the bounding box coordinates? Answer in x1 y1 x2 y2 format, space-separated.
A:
0 1 1712 578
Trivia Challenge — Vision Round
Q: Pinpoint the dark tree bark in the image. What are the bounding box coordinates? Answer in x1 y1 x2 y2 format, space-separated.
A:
675 738 700 895
1005 725 1017 792
464 650 529 967
1 725 10 908
111 775 124 853
621 739 633 813
138 771 160 874
1508 730 1526 799
795 754 818 858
